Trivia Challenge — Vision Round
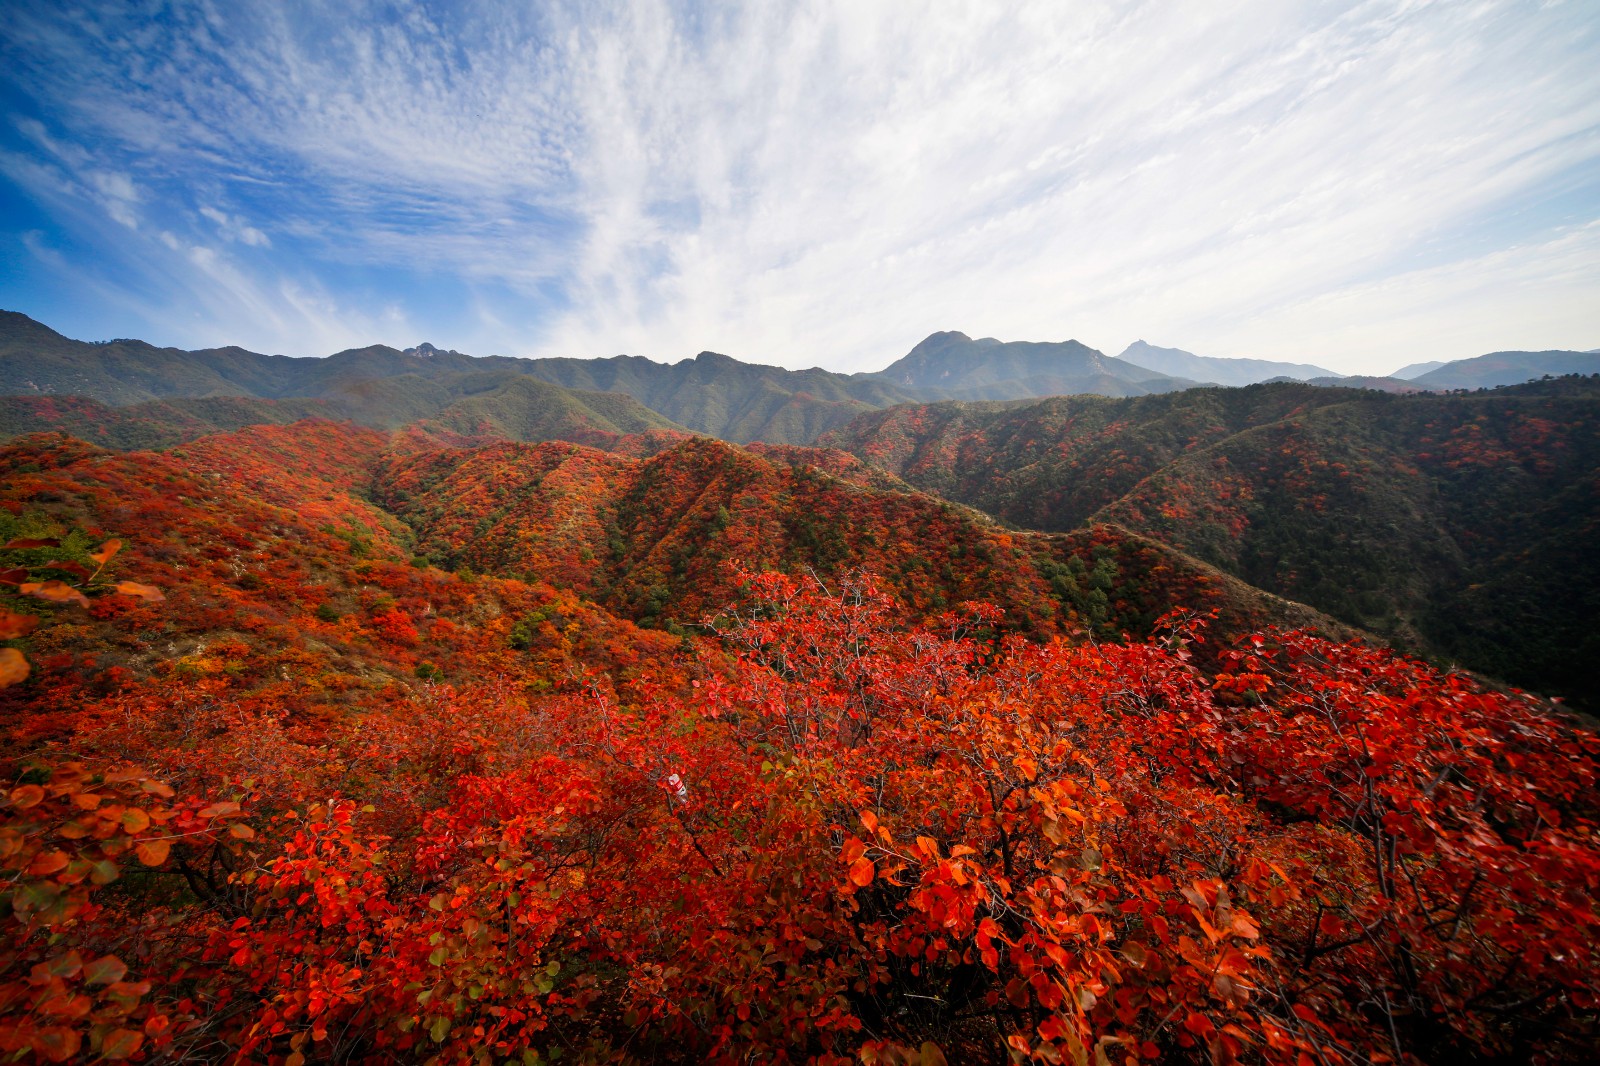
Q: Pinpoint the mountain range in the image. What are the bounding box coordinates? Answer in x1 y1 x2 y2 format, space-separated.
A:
3 308 1598 1065
6 309 1593 447
5 306 1599 706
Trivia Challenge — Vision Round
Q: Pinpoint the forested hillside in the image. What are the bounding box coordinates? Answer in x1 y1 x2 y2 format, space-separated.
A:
2 420 1596 1065
0 312 915 445
821 378 1600 707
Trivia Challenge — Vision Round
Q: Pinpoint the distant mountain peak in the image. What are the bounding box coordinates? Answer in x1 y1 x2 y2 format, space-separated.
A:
882 332 1189 398
405 342 459 358
1115 341 1334 386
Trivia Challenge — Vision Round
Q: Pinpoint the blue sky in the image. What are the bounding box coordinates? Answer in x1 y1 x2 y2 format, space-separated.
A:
1 0 1596 375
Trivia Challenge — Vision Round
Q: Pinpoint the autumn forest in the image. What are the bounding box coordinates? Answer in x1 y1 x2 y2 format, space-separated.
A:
1 310 1598 1066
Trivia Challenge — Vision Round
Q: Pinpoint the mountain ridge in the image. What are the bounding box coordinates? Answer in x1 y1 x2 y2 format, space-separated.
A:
819 376 1600 708
5 308 1596 447
1115 340 1335 385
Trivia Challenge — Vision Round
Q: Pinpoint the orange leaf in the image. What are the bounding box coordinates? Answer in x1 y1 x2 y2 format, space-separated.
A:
90 539 123 565
134 839 171 867
0 608 39 639
112 581 164 603
848 856 876 887
120 808 151 834
28 850 70 876
228 823 256 840
0 648 28 688
198 801 240 820
102 1029 144 1060
20 580 90 608
9 783 46 808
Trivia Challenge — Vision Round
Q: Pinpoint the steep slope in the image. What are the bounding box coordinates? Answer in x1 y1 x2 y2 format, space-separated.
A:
878 331 1196 399
1116 341 1334 385
374 436 1062 629
367 429 1349 645
817 384 1359 529
822 378 1600 707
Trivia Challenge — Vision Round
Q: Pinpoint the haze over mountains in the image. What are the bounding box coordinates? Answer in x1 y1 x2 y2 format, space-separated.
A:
1114 340 1336 386
3 309 1595 447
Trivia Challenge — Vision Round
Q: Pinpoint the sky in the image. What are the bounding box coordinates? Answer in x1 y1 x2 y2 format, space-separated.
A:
1 0 1597 376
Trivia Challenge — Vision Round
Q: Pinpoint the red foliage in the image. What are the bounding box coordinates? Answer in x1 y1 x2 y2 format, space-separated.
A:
1 428 1596 1064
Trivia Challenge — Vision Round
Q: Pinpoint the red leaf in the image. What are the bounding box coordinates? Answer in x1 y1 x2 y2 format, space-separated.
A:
4 538 62 550
848 857 876 887
135 839 171 867
84 955 128 986
34 1026 81 1062
102 1029 144 1060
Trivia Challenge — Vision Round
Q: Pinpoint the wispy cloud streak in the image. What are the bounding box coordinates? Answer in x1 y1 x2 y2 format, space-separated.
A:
0 0 1596 371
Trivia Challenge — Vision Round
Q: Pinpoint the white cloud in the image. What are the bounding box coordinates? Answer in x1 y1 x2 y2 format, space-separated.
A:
2 0 1596 370
199 205 271 247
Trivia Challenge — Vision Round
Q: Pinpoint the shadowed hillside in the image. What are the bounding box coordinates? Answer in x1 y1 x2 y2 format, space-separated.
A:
822 377 1600 707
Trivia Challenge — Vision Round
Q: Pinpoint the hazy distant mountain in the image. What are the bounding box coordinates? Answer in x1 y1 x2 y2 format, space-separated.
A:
878 331 1195 399
1392 360 1446 380
1116 341 1333 386
1294 374 1425 394
1409 350 1600 390
0 312 1208 445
